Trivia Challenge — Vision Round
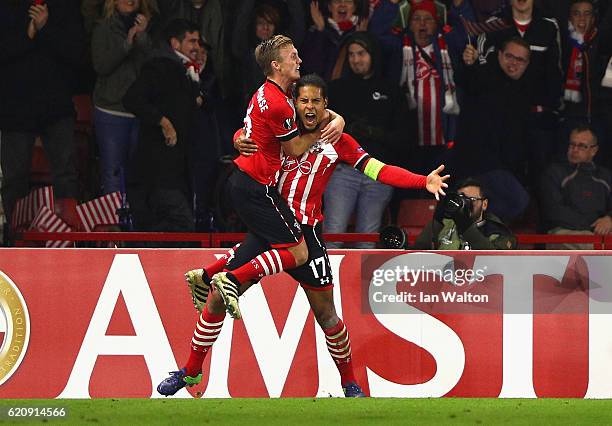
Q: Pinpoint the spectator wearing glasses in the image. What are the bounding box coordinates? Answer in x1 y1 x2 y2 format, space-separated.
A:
559 0 612 168
539 125 612 249
413 177 516 249
476 0 562 184
450 37 531 221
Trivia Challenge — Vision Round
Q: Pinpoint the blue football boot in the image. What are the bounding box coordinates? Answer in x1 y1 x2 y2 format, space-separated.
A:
342 382 366 398
157 368 202 396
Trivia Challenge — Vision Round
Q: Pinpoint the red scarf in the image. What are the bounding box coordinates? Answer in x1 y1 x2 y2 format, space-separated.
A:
564 26 596 103
185 61 201 74
513 19 530 35
400 34 459 147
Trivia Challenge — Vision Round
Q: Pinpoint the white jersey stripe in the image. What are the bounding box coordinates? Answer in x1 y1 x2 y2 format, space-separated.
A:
429 76 437 145
299 154 324 225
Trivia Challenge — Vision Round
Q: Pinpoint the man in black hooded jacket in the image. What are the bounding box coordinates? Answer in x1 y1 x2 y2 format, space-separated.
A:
324 31 411 248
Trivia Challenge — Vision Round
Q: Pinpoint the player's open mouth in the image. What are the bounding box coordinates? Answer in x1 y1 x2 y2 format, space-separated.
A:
304 112 317 125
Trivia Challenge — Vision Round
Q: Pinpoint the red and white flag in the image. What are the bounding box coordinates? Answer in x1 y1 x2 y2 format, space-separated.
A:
30 205 73 248
10 186 54 231
76 192 122 232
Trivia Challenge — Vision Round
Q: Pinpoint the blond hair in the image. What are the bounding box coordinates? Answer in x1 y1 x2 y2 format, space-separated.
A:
103 0 158 20
255 34 294 76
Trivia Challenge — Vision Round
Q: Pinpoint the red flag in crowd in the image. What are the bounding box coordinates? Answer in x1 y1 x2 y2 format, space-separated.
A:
29 205 73 248
10 186 54 231
76 191 122 232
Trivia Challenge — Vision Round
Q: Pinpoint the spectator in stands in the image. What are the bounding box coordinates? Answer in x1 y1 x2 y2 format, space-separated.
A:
599 3 612 169
0 0 84 236
539 125 612 249
324 31 411 248
387 0 449 30
476 0 562 183
413 177 517 249
123 19 202 234
191 37 223 231
232 0 305 110
91 0 158 196
368 0 467 87
560 0 612 167
399 1 461 174
536 0 609 33
82 0 164 36
162 0 241 159
301 0 368 80
451 36 531 220
162 0 228 97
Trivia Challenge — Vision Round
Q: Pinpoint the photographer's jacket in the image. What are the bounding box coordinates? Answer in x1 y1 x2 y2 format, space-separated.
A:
414 212 516 250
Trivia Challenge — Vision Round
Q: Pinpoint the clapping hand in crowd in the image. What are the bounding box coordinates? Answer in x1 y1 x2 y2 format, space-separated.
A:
27 2 49 39
463 44 478 66
127 14 149 46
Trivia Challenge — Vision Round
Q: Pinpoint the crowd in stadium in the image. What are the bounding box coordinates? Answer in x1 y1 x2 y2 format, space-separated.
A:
0 0 611 248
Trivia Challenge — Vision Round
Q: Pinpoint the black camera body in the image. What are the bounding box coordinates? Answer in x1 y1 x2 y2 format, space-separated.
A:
443 192 473 219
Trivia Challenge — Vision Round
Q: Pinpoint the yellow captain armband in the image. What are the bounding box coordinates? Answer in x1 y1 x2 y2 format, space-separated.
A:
363 158 386 180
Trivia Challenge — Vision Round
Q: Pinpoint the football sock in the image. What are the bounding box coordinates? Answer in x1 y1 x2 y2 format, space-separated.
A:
228 248 297 284
184 304 225 377
204 244 240 278
323 319 356 386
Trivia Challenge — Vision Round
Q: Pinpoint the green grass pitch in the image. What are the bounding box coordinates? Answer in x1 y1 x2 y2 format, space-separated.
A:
1 398 612 425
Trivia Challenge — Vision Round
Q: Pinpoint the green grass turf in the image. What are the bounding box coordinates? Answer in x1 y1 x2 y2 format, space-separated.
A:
1 398 612 425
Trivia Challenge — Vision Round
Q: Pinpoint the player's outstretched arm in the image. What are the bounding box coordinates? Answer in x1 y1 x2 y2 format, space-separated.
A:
363 159 450 200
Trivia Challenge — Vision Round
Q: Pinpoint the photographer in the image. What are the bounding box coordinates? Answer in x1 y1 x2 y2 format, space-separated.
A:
412 177 516 250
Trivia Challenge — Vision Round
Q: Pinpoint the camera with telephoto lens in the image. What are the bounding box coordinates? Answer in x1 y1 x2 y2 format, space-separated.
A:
443 192 473 219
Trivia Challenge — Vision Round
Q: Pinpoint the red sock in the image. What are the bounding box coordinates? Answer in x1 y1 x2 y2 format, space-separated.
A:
229 248 297 284
204 244 240 278
323 319 356 386
184 304 225 377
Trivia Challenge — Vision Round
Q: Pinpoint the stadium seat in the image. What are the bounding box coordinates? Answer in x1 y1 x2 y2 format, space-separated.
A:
73 94 93 130
396 198 437 236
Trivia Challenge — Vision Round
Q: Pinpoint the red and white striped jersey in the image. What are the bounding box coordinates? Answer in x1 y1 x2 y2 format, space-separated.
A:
415 45 444 147
277 133 369 226
234 79 299 186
